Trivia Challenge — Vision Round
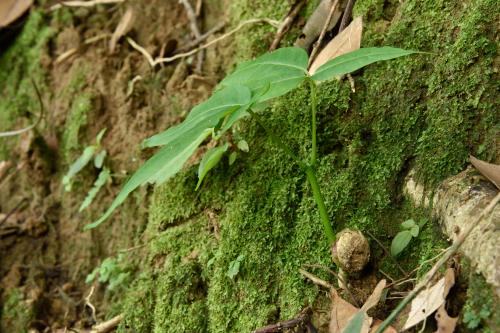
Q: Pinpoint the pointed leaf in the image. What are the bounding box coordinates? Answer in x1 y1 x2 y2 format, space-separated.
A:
196 143 229 190
311 47 417 82
401 219 416 229
391 230 413 257
219 47 308 102
63 145 96 192
143 85 251 147
94 150 107 169
470 155 500 189
86 128 213 230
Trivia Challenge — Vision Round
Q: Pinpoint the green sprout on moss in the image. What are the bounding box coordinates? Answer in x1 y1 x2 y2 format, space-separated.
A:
87 47 417 244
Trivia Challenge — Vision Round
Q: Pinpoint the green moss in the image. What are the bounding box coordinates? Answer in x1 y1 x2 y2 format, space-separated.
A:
462 273 499 332
0 10 54 159
0 289 32 333
121 0 497 331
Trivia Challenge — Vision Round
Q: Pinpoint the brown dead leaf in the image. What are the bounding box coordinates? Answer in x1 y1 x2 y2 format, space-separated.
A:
295 0 345 49
309 16 362 74
403 268 455 330
361 279 386 312
470 155 500 189
434 304 458 333
109 7 134 53
0 0 32 28
329 287 396 333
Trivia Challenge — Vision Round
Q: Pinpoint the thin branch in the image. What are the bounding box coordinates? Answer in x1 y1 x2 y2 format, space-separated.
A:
91 314 123 333
176 21 226 52
300 268 334 290
269 0 306 51
179 0 204 72
51 0 124 10
338 0 356 32
129 18 279 68
308 0 340 68
375 191 500 333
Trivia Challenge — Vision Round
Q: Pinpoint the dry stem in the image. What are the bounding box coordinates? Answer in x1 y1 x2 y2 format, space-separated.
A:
308 0 340 68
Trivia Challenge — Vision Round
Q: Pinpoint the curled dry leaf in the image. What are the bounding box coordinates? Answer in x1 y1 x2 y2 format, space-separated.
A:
295 0 346 49
309 16 362 74
0 0 32 28
109 7 134 53
434 304 458 333
403 268 455 330
470 155 500 189
330 280 396 333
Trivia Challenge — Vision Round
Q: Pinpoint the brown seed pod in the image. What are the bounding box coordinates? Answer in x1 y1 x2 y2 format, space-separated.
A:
331 228 370 273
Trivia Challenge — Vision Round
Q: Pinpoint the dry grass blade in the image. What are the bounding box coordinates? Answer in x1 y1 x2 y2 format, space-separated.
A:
109 7 134 53
470 155 500 189
0 0 32 28
309 16 362 74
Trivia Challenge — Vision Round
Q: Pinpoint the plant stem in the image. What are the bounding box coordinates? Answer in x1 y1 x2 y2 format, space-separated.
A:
308 79 318 167
305 166 335 243
247 108 335 244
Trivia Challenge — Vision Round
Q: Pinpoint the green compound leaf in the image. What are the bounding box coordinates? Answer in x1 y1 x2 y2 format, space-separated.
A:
196 143 229 190
391 230 413 257
143 85 252 148
79 168 111 212
62 145 96 192
311 47 417 82
87 128 213 229
219 47 308 102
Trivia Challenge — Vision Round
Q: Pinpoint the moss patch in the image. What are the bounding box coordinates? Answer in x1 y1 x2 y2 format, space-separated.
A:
120 0 498 331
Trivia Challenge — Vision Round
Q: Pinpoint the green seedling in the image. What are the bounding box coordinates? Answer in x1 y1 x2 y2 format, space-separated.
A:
88 47 417 244
63 128 111 211
86 254 131 291
391 219 427 257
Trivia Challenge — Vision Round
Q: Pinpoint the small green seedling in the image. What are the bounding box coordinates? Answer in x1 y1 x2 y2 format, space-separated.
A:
62 128 111 211
391 219 427 257
88 47 418 244
226 254 245 280
86 254 131 291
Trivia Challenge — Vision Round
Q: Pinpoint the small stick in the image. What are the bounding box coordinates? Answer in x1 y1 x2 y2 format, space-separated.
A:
55 33 110 64
252 308 312 333
338 0 356 32
50 0 124 10
176 21 226 52
375 191 500 333
0 198 27 227
91 314 123 333
129 18 279 68
299 268 334 290
308 0 340 68
179 0 204 72
269 0 306 51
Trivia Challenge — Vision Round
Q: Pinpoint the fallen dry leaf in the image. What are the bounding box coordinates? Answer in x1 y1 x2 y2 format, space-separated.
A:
295 0 345 49
329 283 396 333
0 0 32 28
361 279 386 312
470 155 500 189
309 16 362 74
434 304 458 333
403 268 455 330
109 7 134 53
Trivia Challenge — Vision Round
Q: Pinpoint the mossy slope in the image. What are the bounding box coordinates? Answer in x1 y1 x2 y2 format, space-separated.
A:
121 0 498 332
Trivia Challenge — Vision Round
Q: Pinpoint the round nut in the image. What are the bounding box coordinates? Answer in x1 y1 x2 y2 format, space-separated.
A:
331 228 370 273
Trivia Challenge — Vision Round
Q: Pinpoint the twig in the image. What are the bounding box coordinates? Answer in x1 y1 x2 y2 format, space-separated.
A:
269 0 306 51
50 0 124 11
179 0 204 72
375 191 500 333
55 33 110 64
252 308 312 333
84 286 97 324
129 18 279 68
0 198 27 227
91 314 123 333
299 268 334 290
0 80 44 137
308 0 340 68
338 0 356 32
176 21 226 52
